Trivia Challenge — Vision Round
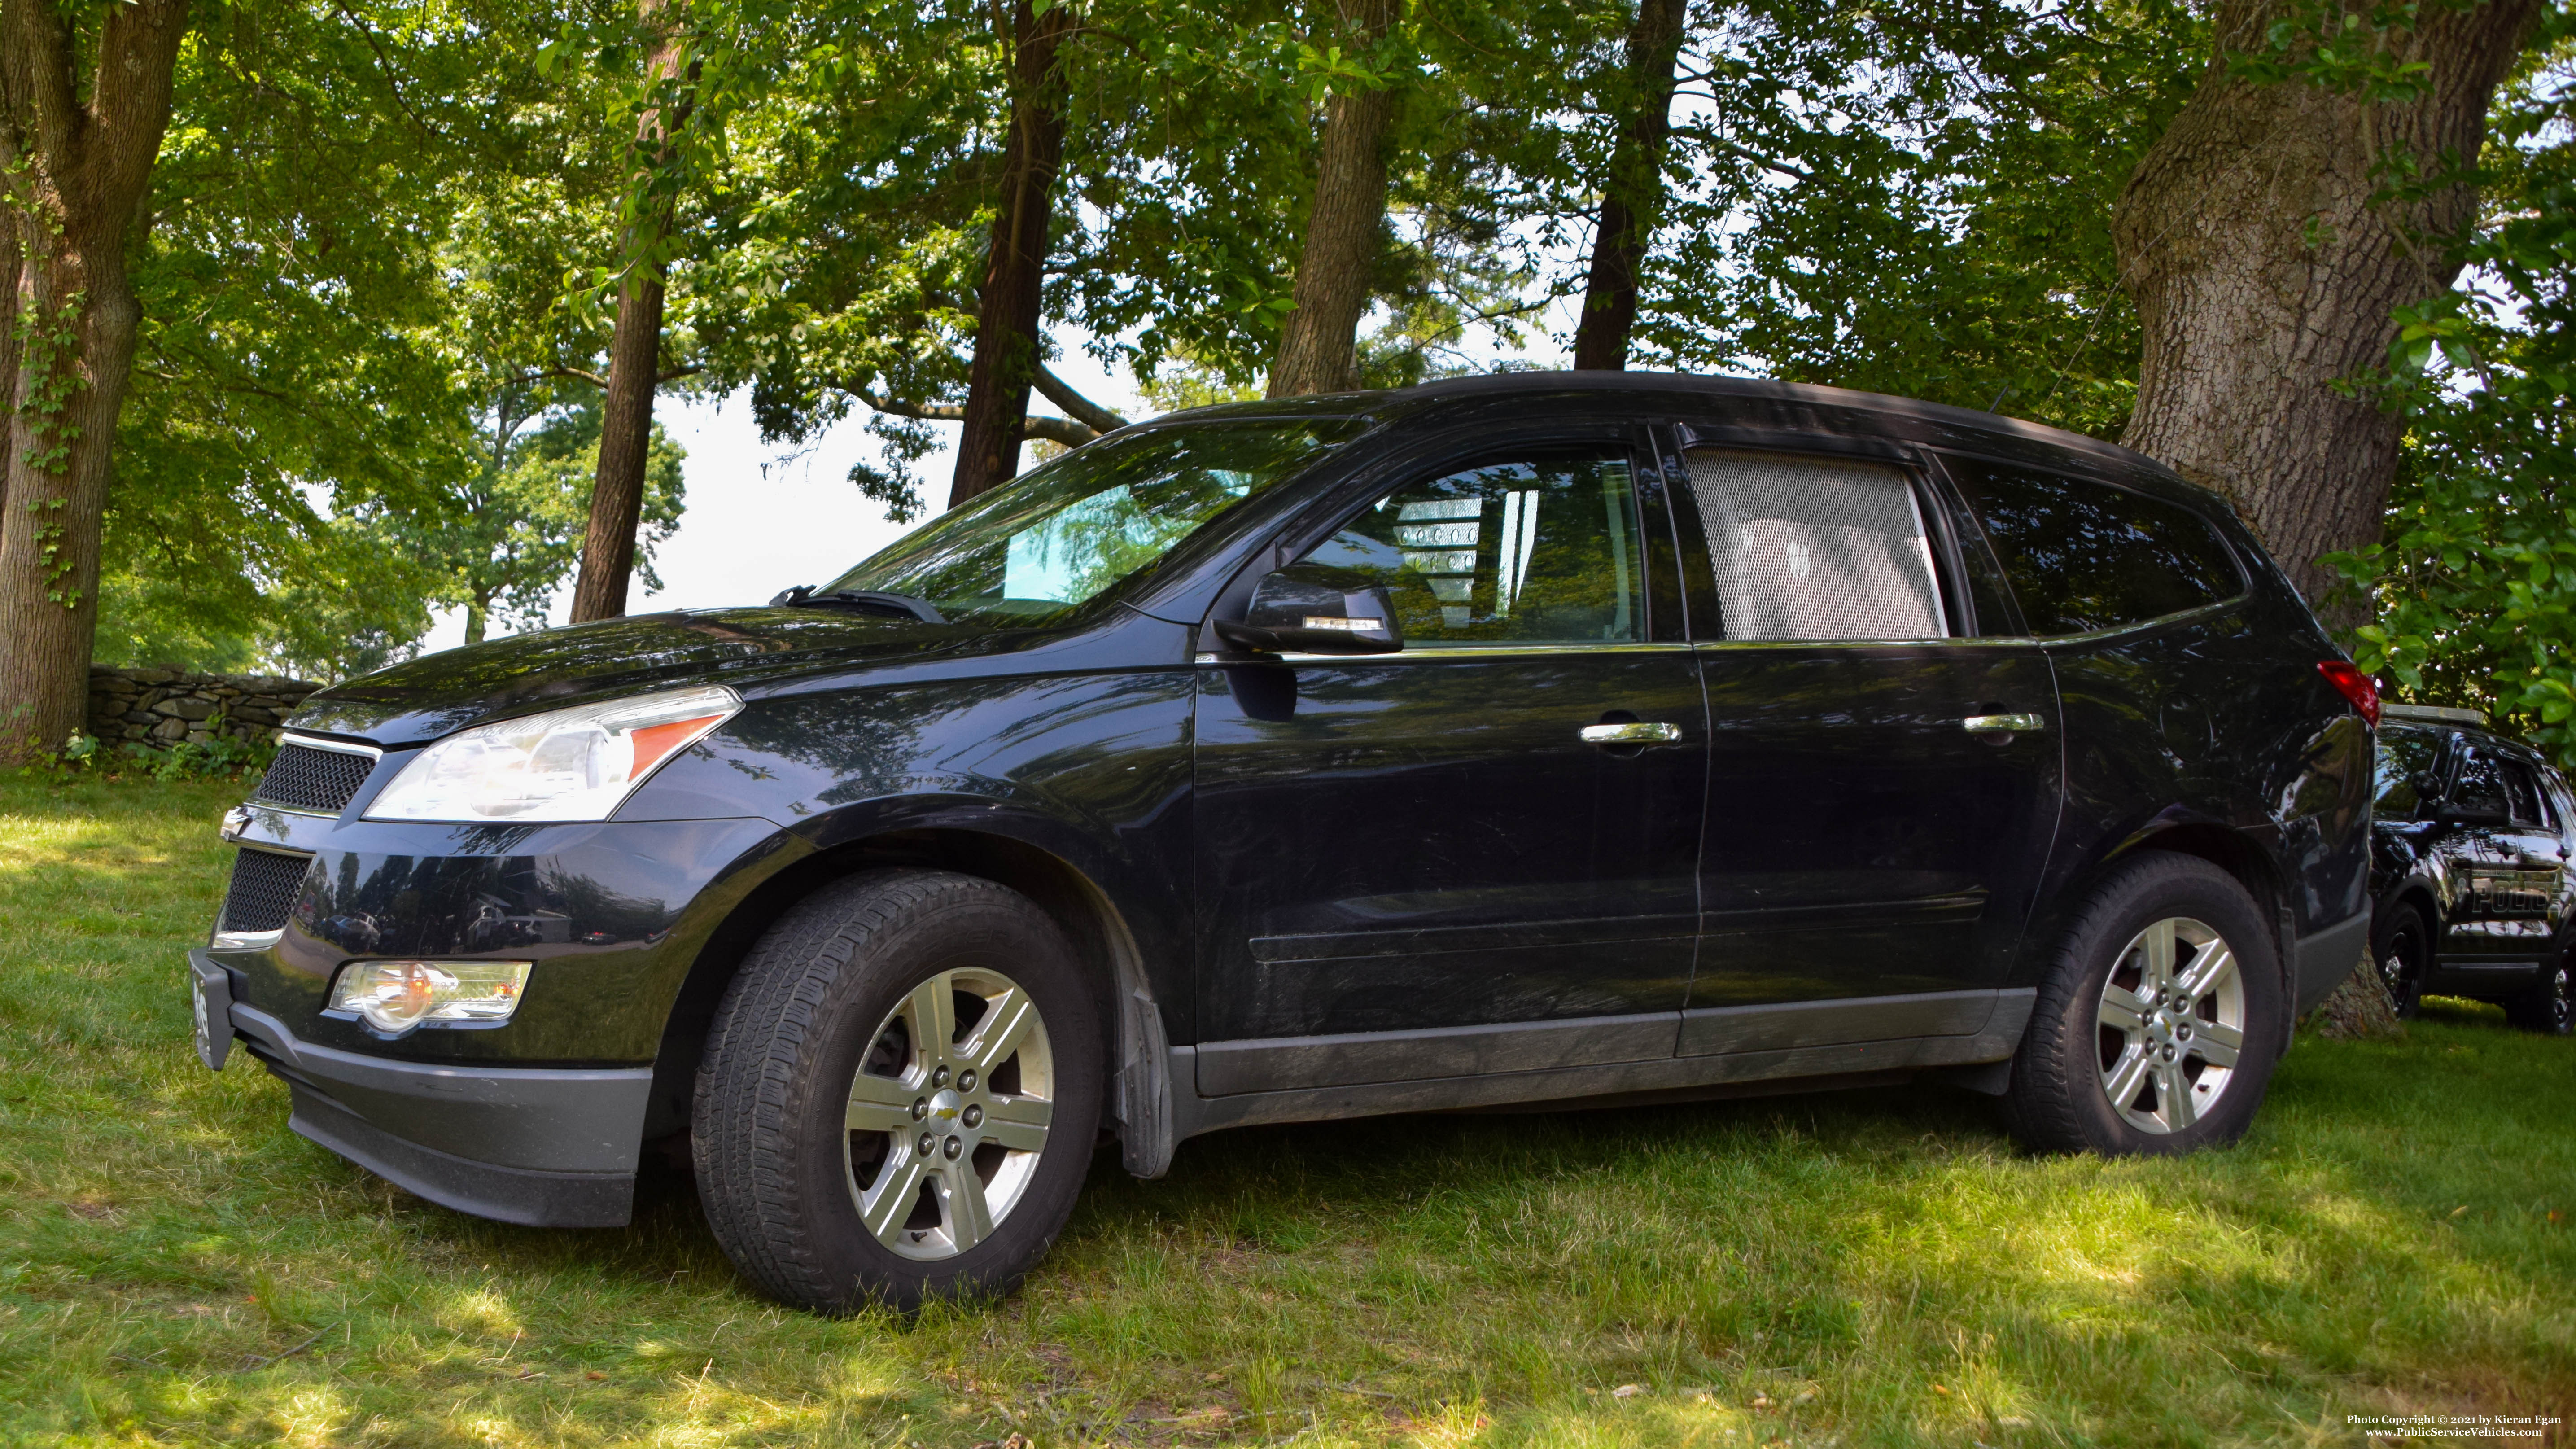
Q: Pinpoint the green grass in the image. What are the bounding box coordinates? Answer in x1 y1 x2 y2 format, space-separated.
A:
1 773 2571 1448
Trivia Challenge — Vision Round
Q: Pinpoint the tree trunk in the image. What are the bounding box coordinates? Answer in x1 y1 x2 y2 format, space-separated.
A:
2114 0 2537 607
947 0 1077 510
0 218 21 522
464 594 490 646
570 0 691 624
1571 0 1687 372
1267 0 1398 398
0 0 189 762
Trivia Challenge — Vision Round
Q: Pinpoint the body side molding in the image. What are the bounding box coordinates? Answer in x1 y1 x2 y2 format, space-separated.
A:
1174 989 2038 1138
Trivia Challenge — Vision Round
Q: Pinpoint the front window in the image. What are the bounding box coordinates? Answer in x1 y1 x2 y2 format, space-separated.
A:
821 420 1360 626
1299 451 1644 646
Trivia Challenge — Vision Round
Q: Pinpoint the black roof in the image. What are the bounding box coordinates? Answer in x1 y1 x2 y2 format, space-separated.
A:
1154 370 2209 511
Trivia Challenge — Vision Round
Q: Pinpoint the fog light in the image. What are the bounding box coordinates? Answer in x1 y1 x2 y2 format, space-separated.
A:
329 959 533 1034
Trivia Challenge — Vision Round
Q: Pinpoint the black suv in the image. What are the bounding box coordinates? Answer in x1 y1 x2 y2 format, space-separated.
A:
189 374 2375 1310
2370 704 2575 1029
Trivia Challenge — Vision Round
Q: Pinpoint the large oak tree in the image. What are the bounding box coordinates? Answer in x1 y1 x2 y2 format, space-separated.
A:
2116 0 2541 603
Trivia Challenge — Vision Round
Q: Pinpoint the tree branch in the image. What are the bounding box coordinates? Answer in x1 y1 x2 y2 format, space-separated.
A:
1034 364 1128 433
853 385 1098 448
4 0 83 175
331 0 443 140
1691 133 1813 183
1020 413 1098 448
87 0 189 206
853 387 966 424
513 364 610 390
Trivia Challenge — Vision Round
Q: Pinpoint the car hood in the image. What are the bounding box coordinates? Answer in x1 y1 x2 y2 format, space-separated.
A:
287 607 971 746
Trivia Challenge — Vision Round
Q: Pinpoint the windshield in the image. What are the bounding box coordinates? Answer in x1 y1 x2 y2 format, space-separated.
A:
820 419 1360 625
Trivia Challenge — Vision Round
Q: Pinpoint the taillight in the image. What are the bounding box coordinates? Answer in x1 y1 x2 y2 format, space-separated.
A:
2317 661 2381 727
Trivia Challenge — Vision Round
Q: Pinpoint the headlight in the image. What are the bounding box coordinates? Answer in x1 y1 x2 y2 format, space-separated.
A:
366 685 739 822
330 959 533 1034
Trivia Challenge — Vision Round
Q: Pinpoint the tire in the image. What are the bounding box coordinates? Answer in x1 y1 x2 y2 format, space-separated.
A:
691 869 1104 1313
2502 954 2573 1036
2373 901 2431 1020
2001 853 2285 1156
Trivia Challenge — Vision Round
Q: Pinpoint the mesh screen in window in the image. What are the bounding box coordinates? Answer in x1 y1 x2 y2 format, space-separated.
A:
1299 454 1642 645
1681 449 1946 641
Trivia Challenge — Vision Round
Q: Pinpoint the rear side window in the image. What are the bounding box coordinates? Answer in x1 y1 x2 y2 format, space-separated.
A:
1947 461 2243 636
2374 728 2443 821
1300 452 1644 646
1679 449 1946 641
2503 760 2553 830
2453 750 2510 819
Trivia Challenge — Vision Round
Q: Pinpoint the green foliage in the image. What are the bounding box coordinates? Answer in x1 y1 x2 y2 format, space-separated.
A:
2228 0 2442 102
1643 0 2209 440
21 731 275 783
2325 31 2576 768
101 0 553 679
100 0 691 681
408 397 689 645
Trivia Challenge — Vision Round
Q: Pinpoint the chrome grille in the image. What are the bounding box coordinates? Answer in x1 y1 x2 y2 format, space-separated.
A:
251 741 376 814
220 849 311 935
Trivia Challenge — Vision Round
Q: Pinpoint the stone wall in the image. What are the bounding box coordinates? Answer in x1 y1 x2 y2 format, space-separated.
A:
85 666 322 748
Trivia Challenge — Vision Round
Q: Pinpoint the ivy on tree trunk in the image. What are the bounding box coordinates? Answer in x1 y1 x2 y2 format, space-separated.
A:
948 0 1079 510
0 0 190 762
2115 0 2537 608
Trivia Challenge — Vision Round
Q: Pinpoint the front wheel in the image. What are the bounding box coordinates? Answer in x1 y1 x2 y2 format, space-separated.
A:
2373 901 2430 1020
692 870 1104 1312
2002 853 2285 1156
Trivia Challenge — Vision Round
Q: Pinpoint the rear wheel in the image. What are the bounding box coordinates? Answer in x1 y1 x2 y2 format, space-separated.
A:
2503 955 2573 1036
2002 853 2284 1155
2373 902 2430 1020
692 870 1103 1312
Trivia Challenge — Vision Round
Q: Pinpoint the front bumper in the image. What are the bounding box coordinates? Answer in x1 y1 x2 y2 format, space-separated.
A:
191 948 653 1226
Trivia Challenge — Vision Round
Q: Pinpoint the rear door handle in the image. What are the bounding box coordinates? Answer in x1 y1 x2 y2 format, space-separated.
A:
1580 722 1683 746
1963 713 2047 734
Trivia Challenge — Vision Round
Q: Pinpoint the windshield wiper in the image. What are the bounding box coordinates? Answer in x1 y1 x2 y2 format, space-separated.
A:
768 586 947 625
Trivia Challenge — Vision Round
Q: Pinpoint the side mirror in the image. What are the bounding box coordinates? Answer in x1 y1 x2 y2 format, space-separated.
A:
1215 571 1403 656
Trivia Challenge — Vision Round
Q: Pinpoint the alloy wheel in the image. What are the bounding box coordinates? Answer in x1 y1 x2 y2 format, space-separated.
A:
843 967 1054 1260
2545 964 2573 1034
2095 917 2247 1134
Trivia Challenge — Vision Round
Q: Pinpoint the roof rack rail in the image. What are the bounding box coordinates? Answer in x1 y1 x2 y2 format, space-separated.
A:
2380 702 2489 727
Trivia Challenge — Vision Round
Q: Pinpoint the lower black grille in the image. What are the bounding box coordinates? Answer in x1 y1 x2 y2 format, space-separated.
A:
251 742 376 814
221 849 311 935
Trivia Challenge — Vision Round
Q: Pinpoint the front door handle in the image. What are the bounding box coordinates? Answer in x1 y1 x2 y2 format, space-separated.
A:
1963 713 2047 735
1581 721 1683 747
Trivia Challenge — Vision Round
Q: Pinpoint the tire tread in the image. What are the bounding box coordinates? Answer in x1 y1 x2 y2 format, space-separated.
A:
2001 851 2279 1155
692 869 1051 1309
